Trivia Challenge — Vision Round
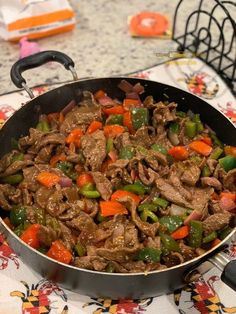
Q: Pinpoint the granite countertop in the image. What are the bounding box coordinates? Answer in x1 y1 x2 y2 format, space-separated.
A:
0 0 229 95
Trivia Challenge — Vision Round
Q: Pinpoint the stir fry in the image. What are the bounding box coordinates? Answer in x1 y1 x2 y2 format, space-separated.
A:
0 80 235 273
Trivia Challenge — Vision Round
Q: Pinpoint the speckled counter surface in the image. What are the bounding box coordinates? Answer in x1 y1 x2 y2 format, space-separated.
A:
0 0 229 95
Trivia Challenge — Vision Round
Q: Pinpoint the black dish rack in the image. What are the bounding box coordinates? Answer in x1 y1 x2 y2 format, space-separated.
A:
172 0 236 96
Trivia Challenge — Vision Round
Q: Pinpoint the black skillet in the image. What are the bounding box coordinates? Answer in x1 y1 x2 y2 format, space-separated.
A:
0 51 235 299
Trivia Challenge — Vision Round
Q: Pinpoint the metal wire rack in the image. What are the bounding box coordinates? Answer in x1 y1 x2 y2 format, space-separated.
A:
172 0 236 95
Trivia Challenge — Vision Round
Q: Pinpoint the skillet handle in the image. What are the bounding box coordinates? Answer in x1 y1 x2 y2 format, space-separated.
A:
10 50 78 98
221 260 236 291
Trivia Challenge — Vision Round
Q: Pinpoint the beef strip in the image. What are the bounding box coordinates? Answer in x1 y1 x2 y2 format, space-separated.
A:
22 188 32 206
58 201 83 221
30 133 65 154
81 130 106 171
201 177 222 190
0 151 16 172
34 145 54 163
73 256 107 271
155 177 213 216
153 102 177 125
202 212 232 235
84 199 99 218
38 225 57 247
18 128 44 149
138 163 158 186
163 252 184 268
60 97 101 134
35 186 53 208
131 126 155 148
0 184 21 210
0 160 33 177
118 196 159 237
91 172 112 200
207 159 218 174
223 169 236 191
179 242 197 262
181 162 201 186
114 132 131 150
59 221 76 251
209 200 222 214
25 206 37 224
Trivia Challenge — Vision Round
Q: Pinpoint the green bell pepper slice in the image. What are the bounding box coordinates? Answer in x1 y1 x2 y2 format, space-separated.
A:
11 153 24 163
151 143 167 155
1 173 23 185
106 138 114 154
56 161 77 180
169 122 179 133
160 233 180 252
74 242 86 257
107 114 123 125
134 180 152 194
185 121 197 138
34 208 46 225
152 197 169 209
119 146 135 160
210 133 223 148
131 108 149 130
14 221 31 237
140 209 158 223
138 203 158 212
201 165 211 177
202 231 217 244
123 183 145 195
188 220 203 248
36 120 50 132
192 114 204 132
136 247 161 263
159 216 183 233
106 262 115 273
10 206 27 226
81 190 101 198
176 111 186 118
219 155 236 172
218 226 233 240
209 147 223 160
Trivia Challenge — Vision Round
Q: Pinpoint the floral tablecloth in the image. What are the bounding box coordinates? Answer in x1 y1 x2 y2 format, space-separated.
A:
0 57 235 314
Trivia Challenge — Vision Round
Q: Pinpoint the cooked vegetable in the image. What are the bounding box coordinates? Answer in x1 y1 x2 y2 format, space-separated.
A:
159 216 183 233
107 114 123 125
123 98 140 110
224 145 236 158
220 192 236 202
119 146 134 160
103 125 125 138
11 153 24 163
218 226 233 240
0 173 23 184
137 203 158 212
140 209 158 222
188 220 203 248
111 190 141 206
50 153 67 167
123 183 145 195
20 224 40 249
123 111 134 133
100 201 128 216
219 155 236 171
209 147 223 160
47 240 72 264
74 242 86 257
192 114 204 132
86 121 103 134
94 89 106 100
10 206 26 226
36 120 50 132
168 146 189 161
211 238 221 248
171 226 189 240
160 233 180 252
152 197 169 209
189 140 212 156
103 105 125 115
36 171 60 188
201 165 211 177
136 247 161 262
80 189 101 198
185 121 197 138
151 143 167 155
131 108 149 130
202 231 217 244
65 128 84 147
76 173 94 188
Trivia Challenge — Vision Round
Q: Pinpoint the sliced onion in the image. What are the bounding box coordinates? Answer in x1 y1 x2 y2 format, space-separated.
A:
118 80 134 93
168 130 180 146
59 177 72 187
130 169 137 181
219 197 236 212
184 209 202 225
98 96 114 107
170 204 187 216
61 100 76 115
108 151 118 162
126 92 140 100
133 83 145 94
